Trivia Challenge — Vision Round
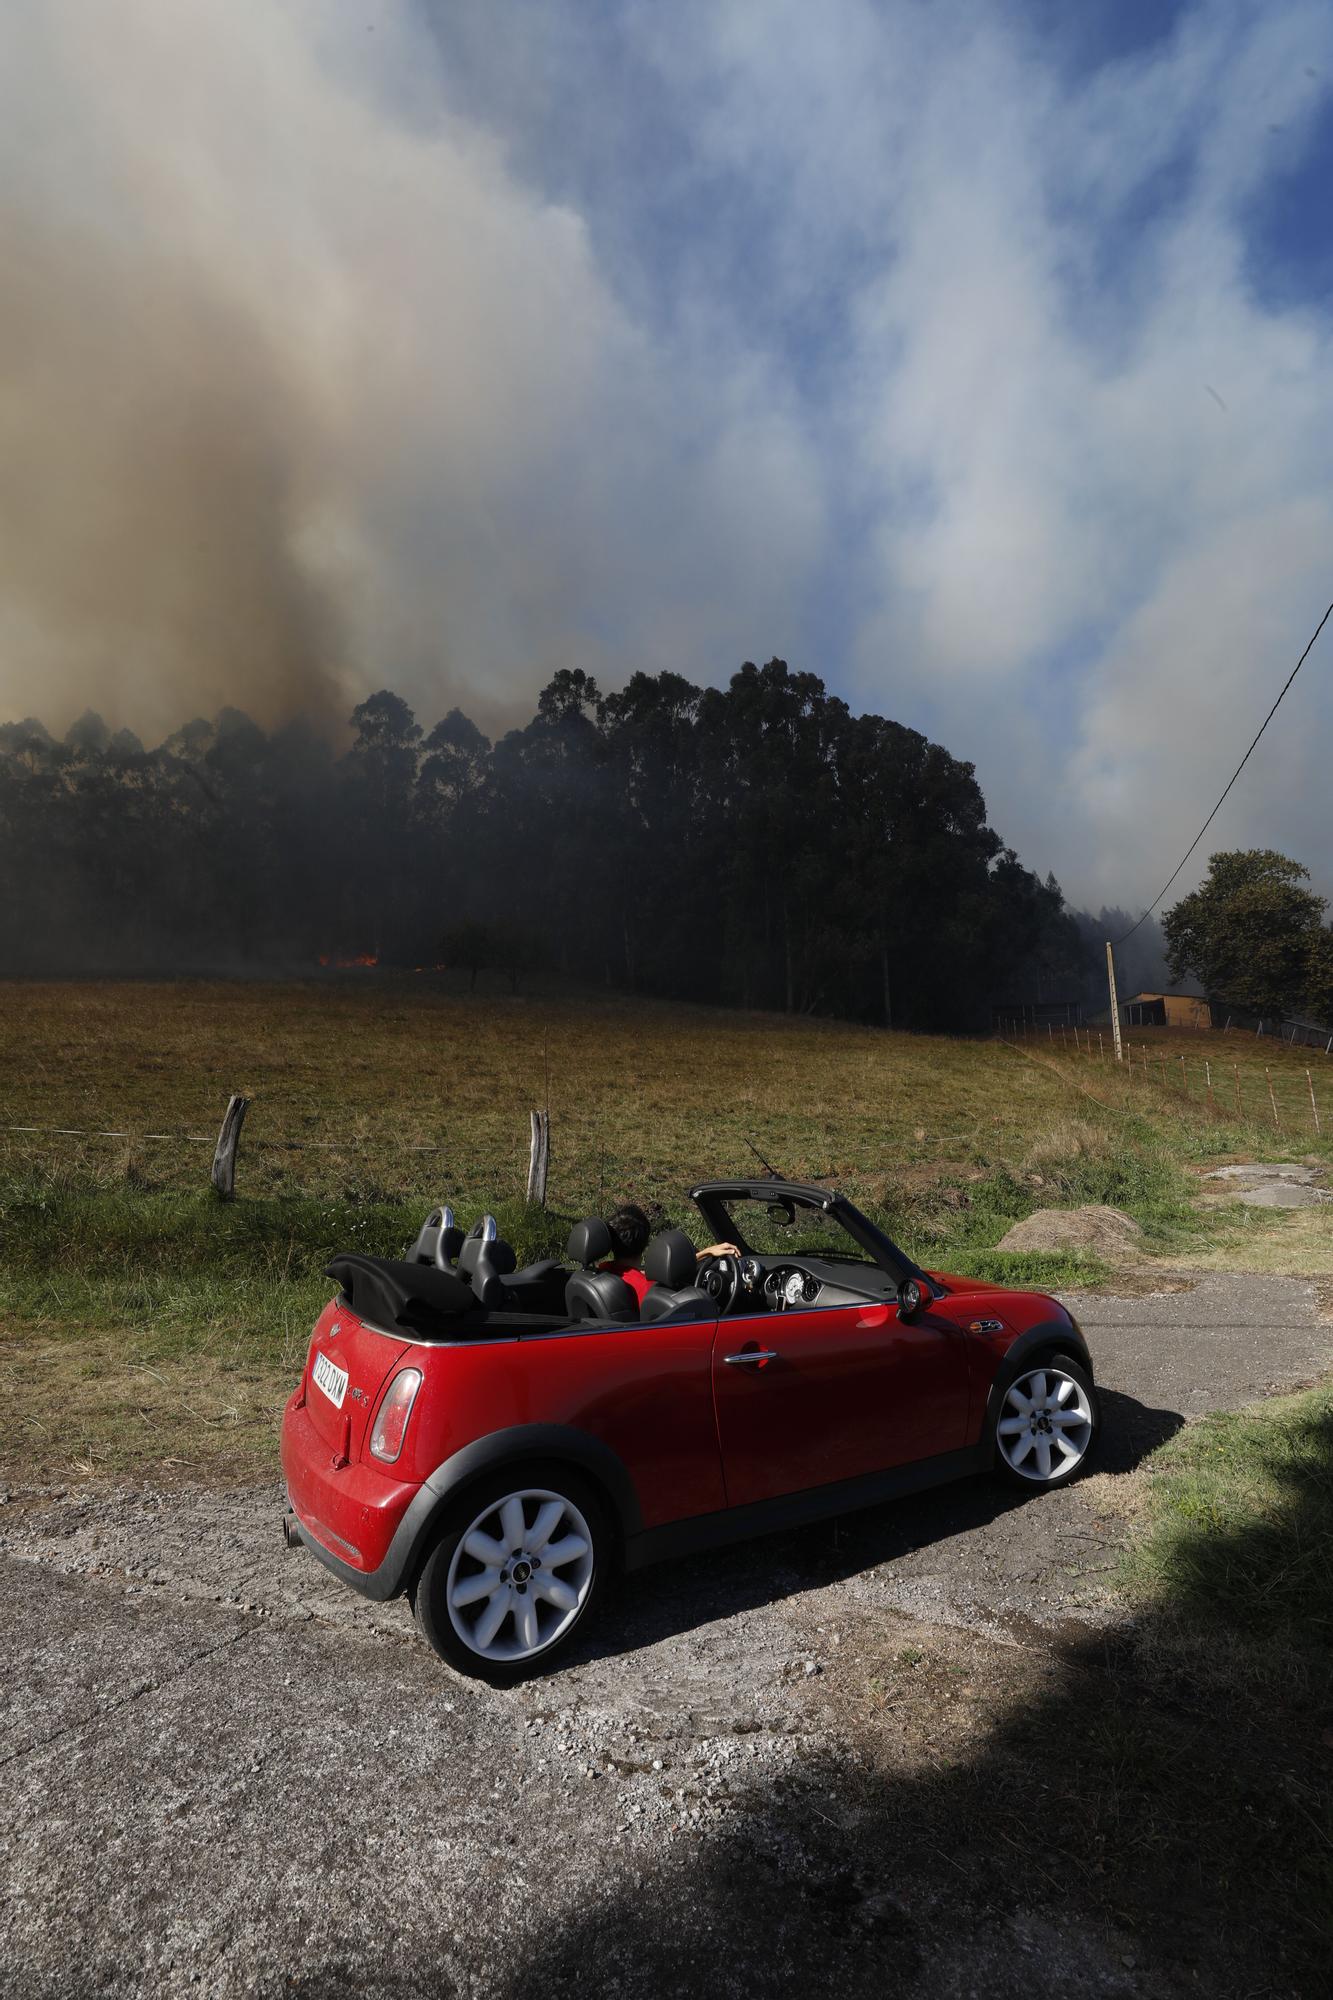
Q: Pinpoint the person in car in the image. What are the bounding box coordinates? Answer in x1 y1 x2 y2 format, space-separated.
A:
600 1200 739 1305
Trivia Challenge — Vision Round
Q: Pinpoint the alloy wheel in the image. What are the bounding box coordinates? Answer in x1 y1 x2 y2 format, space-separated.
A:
995 1366 1094 1483
445 1487 595 1662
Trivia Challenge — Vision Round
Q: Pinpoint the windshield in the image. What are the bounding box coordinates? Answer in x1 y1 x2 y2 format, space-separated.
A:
707 1195 878 1264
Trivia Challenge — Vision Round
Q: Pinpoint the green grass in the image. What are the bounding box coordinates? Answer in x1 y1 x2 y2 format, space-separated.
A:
1119 1382 1333 1668
932 1246 1108 1288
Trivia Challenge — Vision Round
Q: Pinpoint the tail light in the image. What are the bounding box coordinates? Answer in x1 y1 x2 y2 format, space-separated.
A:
368 1368 422 1464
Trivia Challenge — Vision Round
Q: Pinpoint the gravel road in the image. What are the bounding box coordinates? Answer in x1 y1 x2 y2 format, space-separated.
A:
2 1271 1328 2000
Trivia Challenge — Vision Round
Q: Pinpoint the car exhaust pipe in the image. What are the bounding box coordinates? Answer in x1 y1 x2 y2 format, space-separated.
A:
282 1511 305 1551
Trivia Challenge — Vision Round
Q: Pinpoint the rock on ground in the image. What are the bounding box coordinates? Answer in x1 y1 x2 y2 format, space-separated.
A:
1202 1162 1332 1209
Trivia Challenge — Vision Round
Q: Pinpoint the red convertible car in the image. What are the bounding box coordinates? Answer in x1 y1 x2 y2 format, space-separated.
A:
281 1180 1098 1681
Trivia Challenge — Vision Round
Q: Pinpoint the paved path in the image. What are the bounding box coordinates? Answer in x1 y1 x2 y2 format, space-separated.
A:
2 1273 1328 1999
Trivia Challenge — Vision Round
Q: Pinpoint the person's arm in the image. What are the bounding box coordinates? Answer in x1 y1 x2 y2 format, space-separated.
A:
697 1241 740 1259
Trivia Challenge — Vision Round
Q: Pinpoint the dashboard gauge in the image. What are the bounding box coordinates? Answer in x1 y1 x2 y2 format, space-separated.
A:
783 1269 805 1307
740 1257 762 1290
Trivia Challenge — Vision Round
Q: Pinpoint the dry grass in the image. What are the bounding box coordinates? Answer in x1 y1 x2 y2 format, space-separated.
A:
1148 1204 1333 1277
1025 1019 1333 1143
7 978 1325 1208
0 977 1138 1210
2 978 1328 1481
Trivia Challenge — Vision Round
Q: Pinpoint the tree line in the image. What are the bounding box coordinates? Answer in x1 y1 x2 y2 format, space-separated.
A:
2 658 1124 1028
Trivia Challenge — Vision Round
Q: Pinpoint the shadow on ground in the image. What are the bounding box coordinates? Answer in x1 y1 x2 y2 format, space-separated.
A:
490 1416 1332 2000
570 1386 1184 1664
495 1383 1330 2000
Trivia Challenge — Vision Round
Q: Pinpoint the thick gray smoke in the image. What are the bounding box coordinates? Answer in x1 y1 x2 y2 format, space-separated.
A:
1 212 348 733
0 1 818 743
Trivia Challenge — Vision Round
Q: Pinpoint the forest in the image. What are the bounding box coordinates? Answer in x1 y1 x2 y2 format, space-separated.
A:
0 659 1160 1030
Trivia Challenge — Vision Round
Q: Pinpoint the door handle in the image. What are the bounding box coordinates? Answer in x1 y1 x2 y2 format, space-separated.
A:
723 1349 778 1367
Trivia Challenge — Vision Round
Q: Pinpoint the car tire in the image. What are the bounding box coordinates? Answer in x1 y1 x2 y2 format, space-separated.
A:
411 1463 609 1684
989 1350 1099 1491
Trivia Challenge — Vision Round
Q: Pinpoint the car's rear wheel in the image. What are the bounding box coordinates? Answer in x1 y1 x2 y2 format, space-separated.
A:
991 1352 1098 1489
412 1466 607 1682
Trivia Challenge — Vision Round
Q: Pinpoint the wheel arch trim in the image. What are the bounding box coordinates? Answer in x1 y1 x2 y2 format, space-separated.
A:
291 1424 642 1603
981 1319 1097 1462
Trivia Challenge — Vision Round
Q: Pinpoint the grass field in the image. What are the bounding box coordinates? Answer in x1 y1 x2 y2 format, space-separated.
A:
1015 1017 1333 1141
1 977 1330 1480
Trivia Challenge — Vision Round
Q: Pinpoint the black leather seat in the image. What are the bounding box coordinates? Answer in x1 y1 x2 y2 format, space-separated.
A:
563 1216 640 1323
504 1248 570 1314
405 1205 466 1271
564 1269 640 1321
504 1215 616 1315
639 1229 715 1324
457 1231 517 1308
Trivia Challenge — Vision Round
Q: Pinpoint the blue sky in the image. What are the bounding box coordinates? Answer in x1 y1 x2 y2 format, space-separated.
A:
2 0 1332 906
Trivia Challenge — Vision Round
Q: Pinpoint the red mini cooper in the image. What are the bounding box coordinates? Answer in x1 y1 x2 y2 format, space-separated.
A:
281 1179 1098 1681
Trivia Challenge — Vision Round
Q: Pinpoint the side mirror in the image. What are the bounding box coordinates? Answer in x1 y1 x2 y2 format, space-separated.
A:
897 1276 928 1322
766 1199 797 1227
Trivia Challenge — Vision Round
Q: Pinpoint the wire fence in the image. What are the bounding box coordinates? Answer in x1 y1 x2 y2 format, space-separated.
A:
0 1122 442 1151
996 1018 1326 1139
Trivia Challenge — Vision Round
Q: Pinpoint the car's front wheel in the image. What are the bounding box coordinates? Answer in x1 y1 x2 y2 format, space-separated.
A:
990 1352 1098 1489
412 1466 607 1683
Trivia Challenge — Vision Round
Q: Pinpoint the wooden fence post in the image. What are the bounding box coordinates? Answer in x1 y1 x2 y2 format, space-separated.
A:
1234 1063 1242 1119
1266 1068 1280 1131
527 1109 551 1207
1307 1068 1321 1137
211 1094 250 1201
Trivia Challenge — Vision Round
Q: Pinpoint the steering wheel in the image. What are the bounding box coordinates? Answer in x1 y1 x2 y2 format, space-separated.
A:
695 1253 742 1315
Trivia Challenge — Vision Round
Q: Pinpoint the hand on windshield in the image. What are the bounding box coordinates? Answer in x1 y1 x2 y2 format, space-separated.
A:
698 1241 740 1259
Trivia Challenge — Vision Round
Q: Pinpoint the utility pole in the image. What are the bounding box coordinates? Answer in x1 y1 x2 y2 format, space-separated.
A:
1106 942 1123 1062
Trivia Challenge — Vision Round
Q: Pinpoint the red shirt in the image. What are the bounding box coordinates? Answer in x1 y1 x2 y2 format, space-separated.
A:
599 1258 653 1304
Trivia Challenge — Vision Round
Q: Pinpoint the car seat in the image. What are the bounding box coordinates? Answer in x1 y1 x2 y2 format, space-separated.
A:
405 1204 465 1271
457 1223 518 1308
563 1216 639 1322
638 1229 715 1324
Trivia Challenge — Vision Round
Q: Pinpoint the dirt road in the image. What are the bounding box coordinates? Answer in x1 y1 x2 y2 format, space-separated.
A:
2 1272 1328 2000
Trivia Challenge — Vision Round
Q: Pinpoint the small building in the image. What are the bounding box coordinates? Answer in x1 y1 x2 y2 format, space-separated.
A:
1124 991 1214 1030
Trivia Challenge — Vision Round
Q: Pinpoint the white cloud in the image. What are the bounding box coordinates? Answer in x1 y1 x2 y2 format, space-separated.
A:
656 0 1333 901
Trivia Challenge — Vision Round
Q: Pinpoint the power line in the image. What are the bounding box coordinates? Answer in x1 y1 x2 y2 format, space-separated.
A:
1113 597 1333 947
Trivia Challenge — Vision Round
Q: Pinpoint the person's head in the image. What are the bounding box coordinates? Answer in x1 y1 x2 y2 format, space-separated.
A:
606 1200 651 1260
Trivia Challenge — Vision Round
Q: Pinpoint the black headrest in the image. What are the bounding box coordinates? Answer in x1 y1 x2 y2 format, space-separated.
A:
458 1235 516 1279
566 1216 612 1268
643 1228 697 1291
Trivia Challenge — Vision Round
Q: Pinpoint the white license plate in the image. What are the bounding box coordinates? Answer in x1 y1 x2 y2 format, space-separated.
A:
312 1350 349 1410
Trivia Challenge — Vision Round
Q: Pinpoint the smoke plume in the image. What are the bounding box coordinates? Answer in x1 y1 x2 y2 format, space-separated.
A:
0 1 819 741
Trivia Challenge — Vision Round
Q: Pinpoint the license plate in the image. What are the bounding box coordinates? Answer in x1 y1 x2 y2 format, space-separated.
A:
312 1350 349 1409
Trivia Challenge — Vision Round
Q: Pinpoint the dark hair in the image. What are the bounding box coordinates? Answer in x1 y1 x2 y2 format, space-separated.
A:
606 1201 651 1259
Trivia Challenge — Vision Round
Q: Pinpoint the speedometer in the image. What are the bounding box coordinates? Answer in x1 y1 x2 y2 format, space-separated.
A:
783 1270 805 1307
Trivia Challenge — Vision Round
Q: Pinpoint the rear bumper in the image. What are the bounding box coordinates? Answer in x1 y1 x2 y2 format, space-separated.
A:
280 1393 420 1601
